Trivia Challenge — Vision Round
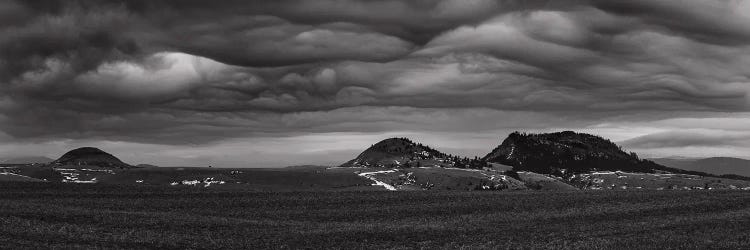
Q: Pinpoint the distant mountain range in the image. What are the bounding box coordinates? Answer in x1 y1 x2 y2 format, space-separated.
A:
0 156 54 164
651 157 750 177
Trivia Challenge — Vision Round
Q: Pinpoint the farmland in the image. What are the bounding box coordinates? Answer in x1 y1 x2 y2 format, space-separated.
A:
2 183 750 249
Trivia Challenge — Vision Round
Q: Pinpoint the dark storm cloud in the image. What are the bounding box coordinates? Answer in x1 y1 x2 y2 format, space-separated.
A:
124 0 546 44
0 2 142 81
1 0 750 151
591 0 750 45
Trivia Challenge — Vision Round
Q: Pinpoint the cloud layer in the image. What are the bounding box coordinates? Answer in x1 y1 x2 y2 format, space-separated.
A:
1 0 750 165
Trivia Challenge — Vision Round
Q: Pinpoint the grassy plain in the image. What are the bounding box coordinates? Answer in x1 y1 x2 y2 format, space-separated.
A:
1 183 750 249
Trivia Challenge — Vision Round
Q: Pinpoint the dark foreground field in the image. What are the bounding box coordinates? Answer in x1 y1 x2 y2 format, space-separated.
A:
2 183 750 249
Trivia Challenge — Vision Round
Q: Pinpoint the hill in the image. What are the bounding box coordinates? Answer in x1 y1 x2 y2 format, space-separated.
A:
340 138 485 168
482 131 684 176
50 147 132 169
651 157 750 177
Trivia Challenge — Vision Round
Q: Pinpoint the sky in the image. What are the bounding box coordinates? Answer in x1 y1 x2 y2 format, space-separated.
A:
1 0 749 167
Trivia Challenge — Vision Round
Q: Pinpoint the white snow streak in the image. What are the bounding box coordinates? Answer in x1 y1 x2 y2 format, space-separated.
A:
0 172 35 179
358 170 398 191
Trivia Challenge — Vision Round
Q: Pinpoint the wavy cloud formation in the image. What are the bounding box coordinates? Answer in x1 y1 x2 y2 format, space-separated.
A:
1 0 749 165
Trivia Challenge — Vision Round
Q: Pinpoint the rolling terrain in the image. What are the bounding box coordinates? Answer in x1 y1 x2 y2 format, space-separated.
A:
352 167 527 191
2 132 750 192
2 132 750 249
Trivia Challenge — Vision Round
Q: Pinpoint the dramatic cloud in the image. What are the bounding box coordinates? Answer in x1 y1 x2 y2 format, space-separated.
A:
1 0 749 166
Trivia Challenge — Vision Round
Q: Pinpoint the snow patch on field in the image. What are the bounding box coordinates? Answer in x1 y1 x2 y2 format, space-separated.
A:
58 170 97 183
0 172 36 180
478 172 509 182
54 168 116 183
73 178 97 184
591 171 617 175
517 171 557 180
1 172 25 176
442 168 484 172
358 170 398 191
175 177 227 187
59 171 81 183
573 170 738 190
80 169 115 173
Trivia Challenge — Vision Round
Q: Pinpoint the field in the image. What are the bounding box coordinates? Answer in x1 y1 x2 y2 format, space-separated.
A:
5 164 750 192
2 183 750 249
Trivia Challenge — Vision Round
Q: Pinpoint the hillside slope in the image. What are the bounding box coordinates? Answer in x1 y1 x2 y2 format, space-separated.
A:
483 131 684 175
340 138 484 168
51 147 132 169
